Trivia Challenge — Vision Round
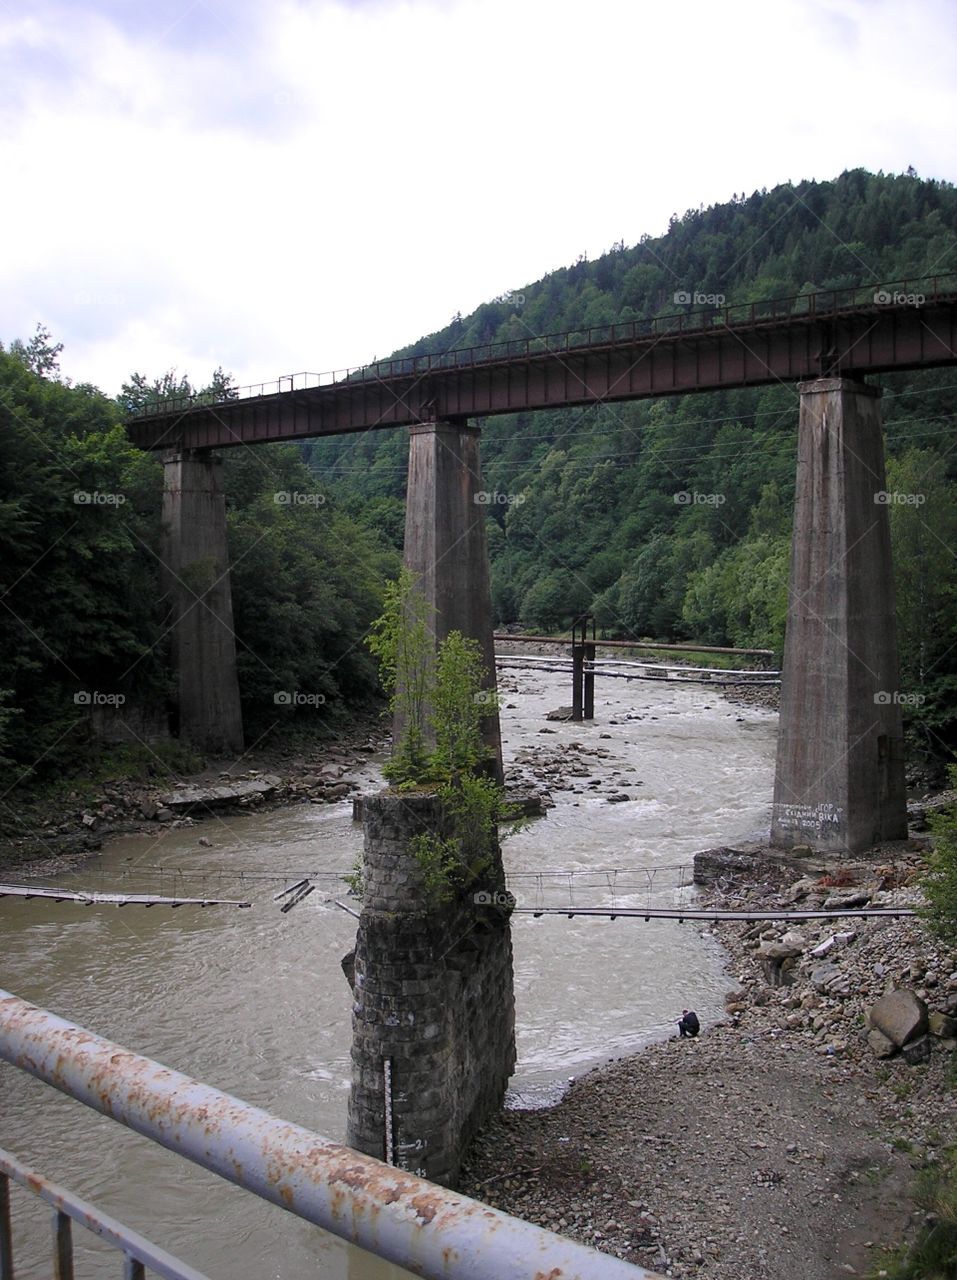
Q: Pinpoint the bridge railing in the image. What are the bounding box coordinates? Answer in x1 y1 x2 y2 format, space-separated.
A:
0 989 658 1280
0 1146 210 1279
127 271 957 420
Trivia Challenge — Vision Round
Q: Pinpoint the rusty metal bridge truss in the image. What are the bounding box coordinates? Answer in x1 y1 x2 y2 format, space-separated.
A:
126 274 957 452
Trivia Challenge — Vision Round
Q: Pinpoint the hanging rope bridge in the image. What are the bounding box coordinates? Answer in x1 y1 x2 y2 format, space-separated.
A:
0 864 917 921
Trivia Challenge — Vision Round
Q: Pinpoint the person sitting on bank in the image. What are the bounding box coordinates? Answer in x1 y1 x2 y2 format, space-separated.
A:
678 1009 700 1038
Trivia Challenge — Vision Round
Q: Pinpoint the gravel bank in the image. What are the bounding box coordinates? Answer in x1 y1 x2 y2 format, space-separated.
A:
460 846 957 1279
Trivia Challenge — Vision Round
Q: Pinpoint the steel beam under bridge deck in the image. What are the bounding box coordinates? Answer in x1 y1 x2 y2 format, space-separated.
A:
0 990 659 1280
126 276 957 451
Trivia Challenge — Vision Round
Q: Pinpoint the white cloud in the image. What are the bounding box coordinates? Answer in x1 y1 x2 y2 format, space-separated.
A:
1 0 956 396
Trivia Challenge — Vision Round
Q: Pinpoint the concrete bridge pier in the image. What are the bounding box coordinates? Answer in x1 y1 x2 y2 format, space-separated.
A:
771 377 907 854
160 449 244 756
401 420 503 782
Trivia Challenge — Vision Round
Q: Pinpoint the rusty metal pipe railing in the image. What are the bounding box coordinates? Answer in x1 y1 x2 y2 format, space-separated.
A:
0 1147 210 1279
0 990 660 1280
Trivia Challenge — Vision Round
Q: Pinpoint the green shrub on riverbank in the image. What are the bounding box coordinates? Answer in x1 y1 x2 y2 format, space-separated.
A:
924 776 957 940
873 1149 957 1279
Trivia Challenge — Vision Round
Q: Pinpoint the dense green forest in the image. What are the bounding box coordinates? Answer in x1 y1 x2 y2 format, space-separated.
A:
3 167 957 784
304 169 957 761
0 337 396 783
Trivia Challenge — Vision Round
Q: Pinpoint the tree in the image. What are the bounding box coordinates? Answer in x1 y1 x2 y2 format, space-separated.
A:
0 347 395 786
0 348 166 775
364 578 508 905
923 780 957 939
887 448 957 758
8 324 63 379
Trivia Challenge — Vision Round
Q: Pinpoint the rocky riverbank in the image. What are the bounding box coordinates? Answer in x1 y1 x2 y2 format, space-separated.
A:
459 841 957 1279
0 714 389 878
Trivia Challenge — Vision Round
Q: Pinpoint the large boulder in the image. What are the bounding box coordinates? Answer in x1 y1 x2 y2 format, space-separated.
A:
868 989 929 1048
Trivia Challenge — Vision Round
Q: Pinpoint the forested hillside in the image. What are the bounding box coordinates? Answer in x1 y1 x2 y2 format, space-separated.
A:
304 169 957 757
0 341 396 782
3 169 956 782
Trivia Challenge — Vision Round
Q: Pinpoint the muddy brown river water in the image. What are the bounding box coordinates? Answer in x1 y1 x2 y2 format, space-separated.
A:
0 666 776 1278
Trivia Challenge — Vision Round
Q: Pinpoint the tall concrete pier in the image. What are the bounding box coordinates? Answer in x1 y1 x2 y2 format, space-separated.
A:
401 421 503 780
160 449 243 755
771 378 907 853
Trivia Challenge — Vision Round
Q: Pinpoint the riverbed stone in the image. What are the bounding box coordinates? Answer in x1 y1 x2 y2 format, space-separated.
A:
811 963 842 992
929 1011 957 1038
901 1034 932 1065
811 935 838 958
868 989 928 1048
761 942 803 961
867 1028 897 1058
161 776 281 812
759 942 803 987
822 889 872 910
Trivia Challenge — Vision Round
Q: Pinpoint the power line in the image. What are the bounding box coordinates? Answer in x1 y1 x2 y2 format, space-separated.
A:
301 380 957 478
307 421 957 478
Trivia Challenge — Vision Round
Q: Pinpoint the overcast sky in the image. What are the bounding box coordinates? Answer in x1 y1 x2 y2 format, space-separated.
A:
3 0 956 397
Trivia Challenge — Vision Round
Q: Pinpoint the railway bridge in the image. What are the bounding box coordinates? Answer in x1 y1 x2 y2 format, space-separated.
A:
127 273 957 855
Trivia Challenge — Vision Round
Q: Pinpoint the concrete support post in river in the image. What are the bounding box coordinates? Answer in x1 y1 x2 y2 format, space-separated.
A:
401 420 503 783
771 377 907 854
160 448 244 755
347 792 516 1187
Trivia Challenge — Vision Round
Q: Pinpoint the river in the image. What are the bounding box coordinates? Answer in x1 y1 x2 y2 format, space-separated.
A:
0 665 776 1278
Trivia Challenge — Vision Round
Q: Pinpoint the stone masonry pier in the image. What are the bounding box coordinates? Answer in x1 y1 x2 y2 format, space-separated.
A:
346 791 515 1187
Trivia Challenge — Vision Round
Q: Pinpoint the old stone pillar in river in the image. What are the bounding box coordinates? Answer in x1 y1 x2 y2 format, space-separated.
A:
160 448 243 756
771 378 907 854
346 793 516 1187
399 419 503 782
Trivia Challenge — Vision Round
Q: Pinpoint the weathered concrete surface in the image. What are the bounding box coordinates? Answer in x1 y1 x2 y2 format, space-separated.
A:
347 791 515 1187
771 378 907 854
401 421 503 782
161 449 243 756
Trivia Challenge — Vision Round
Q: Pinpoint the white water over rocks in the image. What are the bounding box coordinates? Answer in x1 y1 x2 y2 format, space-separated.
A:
0 666 776 1279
